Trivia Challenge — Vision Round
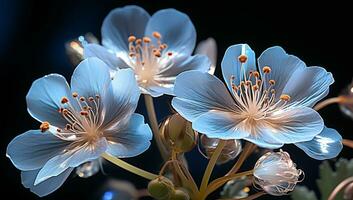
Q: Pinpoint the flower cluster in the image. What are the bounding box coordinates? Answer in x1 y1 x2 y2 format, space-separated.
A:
6 4 346 200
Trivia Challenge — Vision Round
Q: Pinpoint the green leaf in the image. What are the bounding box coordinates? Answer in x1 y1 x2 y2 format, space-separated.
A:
317 158 353 200
291 186 318 200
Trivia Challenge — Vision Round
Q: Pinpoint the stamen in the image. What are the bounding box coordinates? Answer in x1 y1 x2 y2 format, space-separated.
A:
263 66 272 74
167 52 173 56
143 37 151 43
61 97 69 104
80 111 89 116
269 80 276 85
152 32 161 39
136 39 142 45
40 121 50 132
128 35 136 43
280 94 291 101
88 97 94 101
253 71 260 78
238 55 248 63
72 92 78 98
79 97 85 101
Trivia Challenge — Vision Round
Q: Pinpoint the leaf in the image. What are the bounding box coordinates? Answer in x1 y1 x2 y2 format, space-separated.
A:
291 186 318 200
317 158 353 200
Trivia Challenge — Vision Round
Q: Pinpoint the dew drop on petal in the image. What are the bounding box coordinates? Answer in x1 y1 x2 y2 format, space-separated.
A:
76 159 100 178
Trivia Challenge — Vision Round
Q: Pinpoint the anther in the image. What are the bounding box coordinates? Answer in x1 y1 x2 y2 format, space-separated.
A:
253 85 259 91
152 32 161 39
257 80 262 85
61 97 69 104
57 128 62 132
95 95 100 99
253 71 260 78
136 39 142 44
72 92 78 98
65 124 72 130
269 80 276 85
271 89 275 93
129 53 136 57
238 55 248 63
263 66 272 73
245 81 251 86
62 109 69 115
167 52 173 56
154 51 161 57
280 94 291 101
162 44 168 49
80 111 89 116
79 97 85 101
128 35 136 43
143 37 151 43
88 97 94 101
40 121 50 132
58 108 64 113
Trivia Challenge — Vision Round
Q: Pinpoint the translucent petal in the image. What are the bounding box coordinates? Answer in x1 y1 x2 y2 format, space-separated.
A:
6 130 69 171
21 168 73 197
283 66 334 107
257 46 306 99
295 127 342 160
145 9 196 56
105 113 152 158
83 44 130 70
26 74 72 127
172 71 236 121
35 138 107 185
70 57 111 98
102 5 150 53
192 110 250 140
221 44 256 92
195 37 217 74
101 68 140 130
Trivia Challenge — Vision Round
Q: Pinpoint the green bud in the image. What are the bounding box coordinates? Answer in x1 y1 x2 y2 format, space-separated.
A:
148 176 174 200
160 113 198 153
171 188 190 200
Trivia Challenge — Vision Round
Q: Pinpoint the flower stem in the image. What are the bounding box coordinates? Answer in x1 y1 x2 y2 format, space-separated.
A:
227 142 256 176
314 96 344 111
343 139 353 149
199 140 226 199
328 176 353 200
144 94 169 160
205 170 253 197
102 152 158 180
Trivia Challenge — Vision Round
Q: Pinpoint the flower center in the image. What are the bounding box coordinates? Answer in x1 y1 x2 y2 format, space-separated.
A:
230 55 291 121
40 93 102 142
127 32 173 86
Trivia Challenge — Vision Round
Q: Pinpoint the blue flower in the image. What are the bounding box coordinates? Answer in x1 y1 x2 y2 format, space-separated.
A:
172 44 342 159
6 57 152 196
84 5 211 97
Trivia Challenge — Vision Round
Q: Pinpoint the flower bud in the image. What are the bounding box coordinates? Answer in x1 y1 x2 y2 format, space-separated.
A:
200 134 242 164
148 176 174 200
159 113 198 153
253 150 304 196
172 188 190 200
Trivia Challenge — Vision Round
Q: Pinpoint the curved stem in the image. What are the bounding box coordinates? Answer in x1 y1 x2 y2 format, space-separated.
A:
227 143 256 176
328 176 353 200
314 96 344 111
102 153 158 180
171 151 199 198
144 94 169 160
343 139 353 149
199 140 226 199
206 170 253 197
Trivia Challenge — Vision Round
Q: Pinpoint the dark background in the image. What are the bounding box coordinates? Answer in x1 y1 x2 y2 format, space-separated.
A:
1 0 353 199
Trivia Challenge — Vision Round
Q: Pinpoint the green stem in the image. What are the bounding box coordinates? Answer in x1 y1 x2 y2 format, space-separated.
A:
226 143 256 176
144 94 169 160
199 140 226 199
102 152 158 180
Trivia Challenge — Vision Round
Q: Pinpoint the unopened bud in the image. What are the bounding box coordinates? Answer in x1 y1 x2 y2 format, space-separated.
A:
148 177 174 200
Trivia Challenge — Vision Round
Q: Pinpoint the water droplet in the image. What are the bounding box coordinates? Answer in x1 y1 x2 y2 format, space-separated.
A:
200 134 242 164
76 159 100 178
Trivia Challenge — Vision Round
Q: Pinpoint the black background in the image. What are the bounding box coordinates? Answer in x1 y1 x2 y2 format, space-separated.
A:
1 0 353 199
